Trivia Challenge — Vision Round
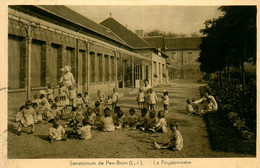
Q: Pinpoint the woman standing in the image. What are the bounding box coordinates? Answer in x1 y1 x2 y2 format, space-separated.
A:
60 65 76 90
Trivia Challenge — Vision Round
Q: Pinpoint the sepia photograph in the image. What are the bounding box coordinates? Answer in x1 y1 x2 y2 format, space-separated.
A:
1 0 259 167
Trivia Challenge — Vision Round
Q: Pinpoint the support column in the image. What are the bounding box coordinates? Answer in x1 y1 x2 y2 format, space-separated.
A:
84 42 90 92
122 60 125 89
22 23 35 100
76 39 79 89
132 56 134 90
102 54 105 83
115 51 118 88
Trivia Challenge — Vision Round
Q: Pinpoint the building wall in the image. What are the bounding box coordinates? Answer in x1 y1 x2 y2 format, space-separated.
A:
151 52 167 85
165 49 203 79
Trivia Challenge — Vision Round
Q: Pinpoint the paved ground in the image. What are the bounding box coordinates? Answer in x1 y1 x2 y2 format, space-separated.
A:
7 79 253 158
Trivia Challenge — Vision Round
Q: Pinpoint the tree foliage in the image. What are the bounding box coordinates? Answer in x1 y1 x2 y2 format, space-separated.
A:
144 29 191 37
198 6 256 74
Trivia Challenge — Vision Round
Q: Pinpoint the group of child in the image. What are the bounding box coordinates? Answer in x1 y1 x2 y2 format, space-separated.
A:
15 83 183 151
136 88 170 113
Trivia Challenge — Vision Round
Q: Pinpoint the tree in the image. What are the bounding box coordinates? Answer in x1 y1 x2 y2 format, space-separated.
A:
198 6 256 93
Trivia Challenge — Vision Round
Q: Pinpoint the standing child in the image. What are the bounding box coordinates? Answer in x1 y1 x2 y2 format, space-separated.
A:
83 92 90 108
125 108 138 129
154 110 167 133
68 85 77 107
17 100 36 135
111 88 119 110
148 88 158 110
48 120 66 143
97 90 105 103
100 107 115 132
136 88 145 109
162 90 170 113
136 108 149 131
77 119 92 140
154 122 183 151
46 84 54 100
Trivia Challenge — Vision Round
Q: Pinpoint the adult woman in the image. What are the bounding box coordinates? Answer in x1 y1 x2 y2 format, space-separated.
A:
60 65 75 89
142 79 151 109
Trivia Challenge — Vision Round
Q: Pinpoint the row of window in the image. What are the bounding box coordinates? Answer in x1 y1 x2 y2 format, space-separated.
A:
8 35 121 89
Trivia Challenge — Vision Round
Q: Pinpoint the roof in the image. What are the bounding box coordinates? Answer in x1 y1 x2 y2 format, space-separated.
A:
37 5 128 46
164 37 202 50
100 18 152 49
143 36 164 49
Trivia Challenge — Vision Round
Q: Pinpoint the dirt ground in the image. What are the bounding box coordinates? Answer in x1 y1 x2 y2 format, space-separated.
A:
7 79 254 158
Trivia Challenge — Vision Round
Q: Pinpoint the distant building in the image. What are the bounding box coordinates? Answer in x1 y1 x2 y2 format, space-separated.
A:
143 36 203 79
100 18 170 87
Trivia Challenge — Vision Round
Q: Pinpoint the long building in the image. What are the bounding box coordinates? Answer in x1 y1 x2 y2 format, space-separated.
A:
8 5 170 106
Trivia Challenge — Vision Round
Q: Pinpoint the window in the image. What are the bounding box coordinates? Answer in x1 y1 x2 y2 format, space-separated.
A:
111 56 115 81
50 44 61 85
105 55 109 81
8 35 25 89
90 52 95 83
31 40 45 87
97 53 103 82
66 47 75 77
78 50 86 86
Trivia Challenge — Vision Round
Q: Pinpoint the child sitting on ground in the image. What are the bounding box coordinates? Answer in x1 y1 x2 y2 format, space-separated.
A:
113 109 125 129
148 88 158 110
100 107 115 132
154 122 183 151
162 90 170 113
46 84 54 100
94 101 103 125
17 100 37 135
83 92 90 108
106 95 112 106
46 103 61 124
97 90 106 103
125 108 138 129
154 110 167 133
74 93 84 107
77 119 92 140
85 108 96 126
37 100 49 122
111 88 119 110
147 110 158 132
48 120 66 143
54 96 63 111
136 108 149 131
48 98 54 109
186 99 197 114
136 88 145 109
58 82 67 97
69 104 84 128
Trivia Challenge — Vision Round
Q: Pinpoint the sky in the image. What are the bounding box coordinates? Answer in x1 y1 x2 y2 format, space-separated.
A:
67 6 223 36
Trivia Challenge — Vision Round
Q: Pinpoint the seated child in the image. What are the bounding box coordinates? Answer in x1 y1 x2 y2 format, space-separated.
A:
48 98 54 109
94 101 103 125
154 122 183 151
58 82 67 97
32 94 41 105
106 95 112 106
77 119 92 140
16 105 25 123
136 108 149 131
136 88 145 109
60 95 71 115
69 104 84 128
54 96 63 111
83 92 90 108
113 110 125 129
46 84 54 100
37 100 49 122
48 120 66 143
186 99 198 114
154 110 167 133
85 108 96 126
17 100 36 135
125 108 138 129
46 103 61 124
100 107 115 132
146 110 158 132
97 90 105 103
74 93 84 107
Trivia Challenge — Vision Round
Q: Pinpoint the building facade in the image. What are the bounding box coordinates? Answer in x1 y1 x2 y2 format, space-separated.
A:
8 5 161 106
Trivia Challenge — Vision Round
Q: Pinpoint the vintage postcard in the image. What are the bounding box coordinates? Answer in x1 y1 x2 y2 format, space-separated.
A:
0 0 259 168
